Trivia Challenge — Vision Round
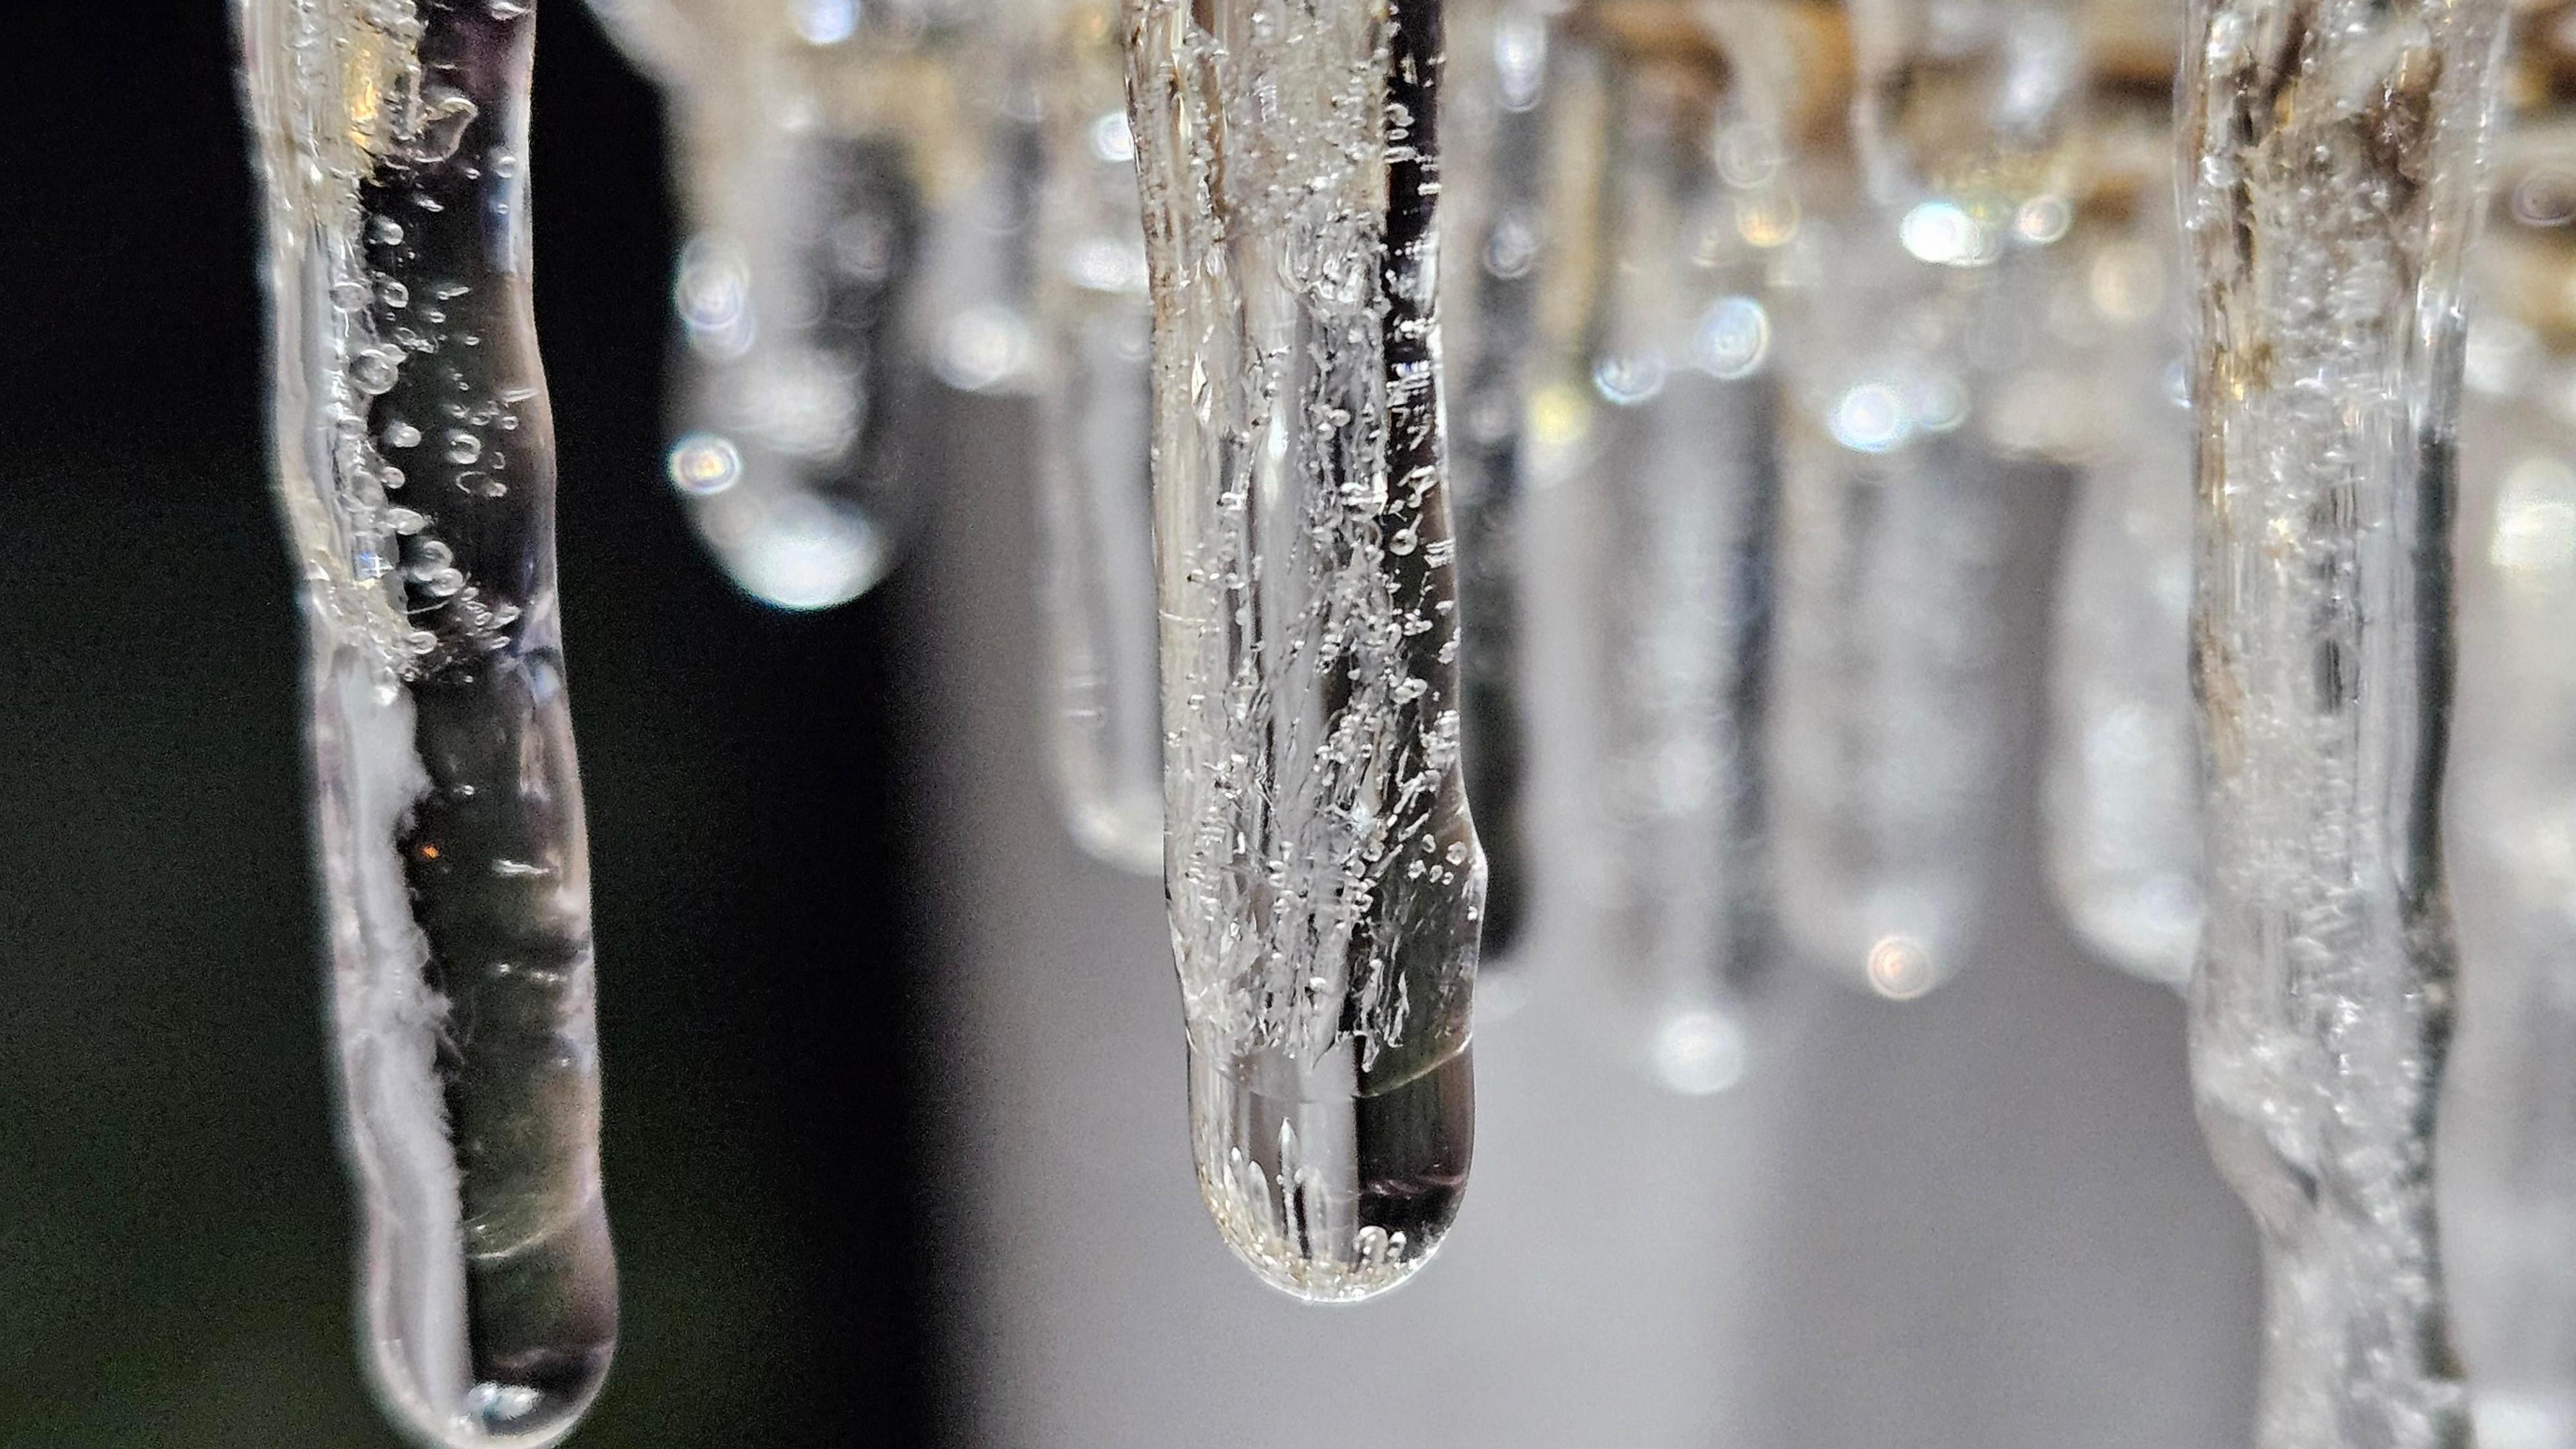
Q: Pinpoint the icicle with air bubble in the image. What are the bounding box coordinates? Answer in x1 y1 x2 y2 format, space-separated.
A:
237 1 615 1444
589 0 1030 610
1126 0 1484 1301
2179 0 2504 1437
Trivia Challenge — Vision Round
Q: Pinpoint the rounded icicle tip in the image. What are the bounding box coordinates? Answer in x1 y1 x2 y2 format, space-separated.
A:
1187 1044 1475 1304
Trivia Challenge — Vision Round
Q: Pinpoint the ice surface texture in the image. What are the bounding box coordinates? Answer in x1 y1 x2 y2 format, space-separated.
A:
238 2 616 1445
2180 0 2504 1437
1126 0 1485 1300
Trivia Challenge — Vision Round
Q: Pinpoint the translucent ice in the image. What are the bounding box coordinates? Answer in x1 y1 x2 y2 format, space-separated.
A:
1542 5 1786 1090
2041 78 2203 988
2180 0 2505 1436
1032 0 1161 874
237 1 615 1443
2445 34 2576 1444
590 0 1030 608
1126 0 1484 1299
1438 0 1556 965
1770 208 2045 998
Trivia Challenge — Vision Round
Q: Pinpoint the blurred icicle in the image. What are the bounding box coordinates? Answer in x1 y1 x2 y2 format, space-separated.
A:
1031 0 1161 873
1769 0 2087 998
1533 0 1800 1088
1126 0 1485 1299
2179 0 2504 1436
590 0 1029 609
2039 23 2203 987
2446 17 2576 1442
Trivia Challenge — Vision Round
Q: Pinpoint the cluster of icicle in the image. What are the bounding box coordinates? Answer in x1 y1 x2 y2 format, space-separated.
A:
234 0 2576 1442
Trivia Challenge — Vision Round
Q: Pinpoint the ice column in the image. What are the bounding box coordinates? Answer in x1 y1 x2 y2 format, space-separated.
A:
1548 5 1786 1088
1770 0 2084 996
2041 70 2204 988
1440 0 1554 964
2180 0 2504 1437
2445 37 2576 1444
237 1 616 1444
590 0 1026 609
1033 0 1162 873
1126 0 1485 1301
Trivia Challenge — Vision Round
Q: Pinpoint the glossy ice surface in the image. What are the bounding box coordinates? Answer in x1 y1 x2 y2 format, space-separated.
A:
1126 0 1485 1299
2180 0 2504 1437
237 1 616 1444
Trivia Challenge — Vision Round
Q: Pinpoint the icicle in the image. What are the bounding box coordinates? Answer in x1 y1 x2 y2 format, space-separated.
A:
1439 0 1556 967
2179 0 2504 1434
1535 4 1785 1090
236 2 615 1444
2444 31 2576 1442
1768 0 2084 996
2039 42 2204 988
589 0 1026 610
1126 0 1483 1300
1032 0 1161 874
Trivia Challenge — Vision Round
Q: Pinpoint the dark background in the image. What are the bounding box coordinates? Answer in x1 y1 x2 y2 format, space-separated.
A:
0 5 942 1444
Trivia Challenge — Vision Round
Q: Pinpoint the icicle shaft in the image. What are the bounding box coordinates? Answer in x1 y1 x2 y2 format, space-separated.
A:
2180 0 2504 1437
1126 0 1484 1301
238 2 616 1444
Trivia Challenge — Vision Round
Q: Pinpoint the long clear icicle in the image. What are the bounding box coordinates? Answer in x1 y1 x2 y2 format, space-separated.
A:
2180 0 2503 1434
589 0 1025 609
1032 0 1162 874
1770 0 2083 997
1126 0 1484 1300
1552 9 1782 1090
237 2 616 1444
2445 50 2576 1444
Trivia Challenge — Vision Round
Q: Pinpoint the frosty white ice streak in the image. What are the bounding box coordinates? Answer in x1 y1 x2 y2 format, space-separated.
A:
590 0 1026 610
1033 0 1161 874
237 1 615 1445
2180 0 2503 1436
1126 0 1484 1300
